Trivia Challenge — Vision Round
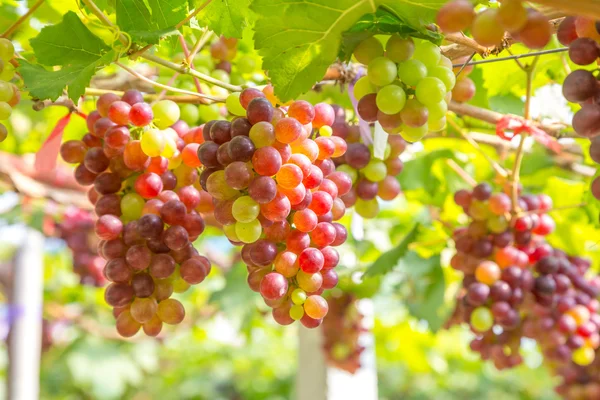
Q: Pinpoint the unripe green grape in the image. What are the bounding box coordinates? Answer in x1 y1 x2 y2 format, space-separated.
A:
428 66 456 91
428 117 446 132
211 86 229 99
487 215 508 233
0 102 11 120
415 77 446 106
180 104 199 125
237 55 257 74
194 53 214 70
207 170 239 200
0 63 14 81
198 104 221 122
290 304 304 320
470 307 493 332
141 129 165 157
223 223 239 242
361 159 387 182
160 137 177 159
232 196 260 223
0 39 14 62
428 100 448 120
353 37 384 65
471 9 504 47
400 124 428 142
337 164 358 183
121 192 145 220
291 288 307 305
235 219 262 243
249 121 276 148
230 73 246 86
397 59 427 87
353 76 376 101
376 85 406 115
412 40 441 69
0 80 12 102
152 100 180 129
211 69 230 84
385 35 414 63
367 57 397 86
355 198 379 218
226 92 246 116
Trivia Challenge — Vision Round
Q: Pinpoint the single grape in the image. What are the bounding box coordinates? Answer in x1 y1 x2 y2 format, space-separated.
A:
367 57 397 86
471 9 504 47
397 59 427 87
376 85 407 115
353 37 384 65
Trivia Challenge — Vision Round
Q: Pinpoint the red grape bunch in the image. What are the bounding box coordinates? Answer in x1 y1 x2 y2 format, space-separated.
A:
352 35 455 142
557 17 600 138
436 0 551 49
321 293 367 374
56 206 106 286
197 86 350 328
0 38 21 142
329 108 405 218
60 90 211 337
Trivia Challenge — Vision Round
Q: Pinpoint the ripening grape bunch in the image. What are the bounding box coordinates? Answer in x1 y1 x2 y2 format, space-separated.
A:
436 0 551 49
60 90 212 337
321 293 366 374
352 35 454 142
329 109 405 218
197 86 350 328
57 206 106 286
0 38 21 143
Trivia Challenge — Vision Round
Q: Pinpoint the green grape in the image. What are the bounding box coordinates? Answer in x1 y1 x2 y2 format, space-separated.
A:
232 196 260 223
400 124 428 142
141 129 165 157
412 40 441 69
375 85 406 115
235 219 262 243
337 164 358 183
198 104 222 122
291 288 307 305
361 159 387 182
152 100 180 129
487 215 508 233
238 55 257 74
194 53 214 70
180 104 199 125
0 39 14 62
397 59 427 87
211 86 229 99
353 76 376 101
367 57 397 86
0 63 14 82
428 100 448 120
226 92 246 116
211 69 230 84
249 121 276 148
353 37 384 65
223 223 239 242
0 102 11 120
355 198 379 218
207 170 239 200
0 80 11 102
415 77 446 106
172 277 191 293
121 193 145 220
385 35 414 63
428 116 446 132
470 307 493 332
229 73 246 86
428 66 456 91
160 137 177 159
289 304 304 320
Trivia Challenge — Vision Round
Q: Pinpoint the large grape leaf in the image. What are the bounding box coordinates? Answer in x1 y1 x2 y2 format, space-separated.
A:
380 0 445 28
19 51 116 101
195 0 254 39
116 0 188 44
29 11 111 66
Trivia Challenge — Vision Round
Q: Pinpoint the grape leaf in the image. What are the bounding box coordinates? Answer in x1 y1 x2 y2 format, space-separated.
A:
363 223 420 278
30 11 111 66
19 51 116 101
251 0 377 102
380 0 445 29
195 0 254 39
116 0 187 44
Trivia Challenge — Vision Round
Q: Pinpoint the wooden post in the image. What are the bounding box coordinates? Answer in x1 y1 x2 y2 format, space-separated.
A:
296 299 378 400
7 229 44 400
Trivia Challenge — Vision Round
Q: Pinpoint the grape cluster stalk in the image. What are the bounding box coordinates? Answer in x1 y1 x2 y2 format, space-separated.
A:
60 90 211 337
0 38 21 142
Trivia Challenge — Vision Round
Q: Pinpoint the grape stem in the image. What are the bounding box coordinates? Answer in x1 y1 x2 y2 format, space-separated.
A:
1 0 44 38
510 56 539 212
445 159 477 187
186 28 214 66
451 48 568 68
178 36 203 93
454 52 475 79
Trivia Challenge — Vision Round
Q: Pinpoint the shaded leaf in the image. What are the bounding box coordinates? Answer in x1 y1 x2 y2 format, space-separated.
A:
363 223 420 278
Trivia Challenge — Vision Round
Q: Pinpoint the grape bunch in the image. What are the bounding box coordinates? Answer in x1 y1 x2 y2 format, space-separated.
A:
321 293 366 374
451 56 476 103
0 38 21 142
352 35 454 142
329 109 405 218
56 206 106 286
197 87 350 328
60 90 211 337
436 0 551 49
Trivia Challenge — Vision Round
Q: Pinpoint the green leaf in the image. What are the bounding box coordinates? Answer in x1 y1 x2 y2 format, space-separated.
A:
398 148 454 194
380 0 445 29
30 11 111 66
363 223 420 278
116 0 187 44
19 51 116 101
196 0 254 39
251 0 377 102
488 93 524 115
209 262 256 314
